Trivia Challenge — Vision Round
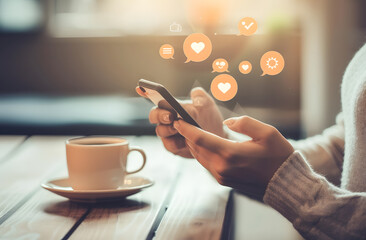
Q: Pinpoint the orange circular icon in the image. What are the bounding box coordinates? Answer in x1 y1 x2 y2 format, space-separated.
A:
238 61 252 74
159 44 174 59
212 58 229 73
260 51 285 76
238 17 258 36
183 33 212 63
210 74 238 102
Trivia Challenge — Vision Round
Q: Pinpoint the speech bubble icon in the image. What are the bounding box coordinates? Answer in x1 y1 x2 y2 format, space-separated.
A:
159 44 174 59
238 17 258 36
260 51 285 76
238 61 252 74
212 58 229 73
210 74 238 101
183 33 212 63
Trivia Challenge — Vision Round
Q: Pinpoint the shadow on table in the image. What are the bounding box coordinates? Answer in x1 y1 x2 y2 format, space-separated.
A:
43 199 149 218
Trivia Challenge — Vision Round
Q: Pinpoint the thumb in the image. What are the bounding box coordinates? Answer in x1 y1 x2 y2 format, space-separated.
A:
223 116 271 139
190 87 215 107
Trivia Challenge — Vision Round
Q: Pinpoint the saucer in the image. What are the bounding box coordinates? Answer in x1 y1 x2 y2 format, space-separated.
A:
41 176 154 203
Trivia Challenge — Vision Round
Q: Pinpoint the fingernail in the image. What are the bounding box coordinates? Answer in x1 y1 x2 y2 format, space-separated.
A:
223 118 234 126
163 113 170 122
193 96 205 107
173 120 180 129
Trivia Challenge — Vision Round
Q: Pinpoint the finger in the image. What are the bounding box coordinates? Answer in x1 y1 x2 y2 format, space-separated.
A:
136 86 148 98
149 107 174 124
223 116 272 140
186 139 213 170
190 87 215 107
161 135 190 157
173 120 229 154
155 125 178 138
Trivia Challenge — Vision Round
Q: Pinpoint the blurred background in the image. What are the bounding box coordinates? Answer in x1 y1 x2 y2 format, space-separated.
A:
0 0 365 138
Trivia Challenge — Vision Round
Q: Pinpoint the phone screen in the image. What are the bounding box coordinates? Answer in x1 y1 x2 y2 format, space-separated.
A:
138 79 201 128
141 87 173 110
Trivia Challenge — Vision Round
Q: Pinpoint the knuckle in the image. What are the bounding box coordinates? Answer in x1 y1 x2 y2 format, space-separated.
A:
215 162 229 176
192 135 201 145
221 149 236 163
216 175 229 186
264 126 278 139
155 125 175 137
240 115 251 124
238 115 252 127
149 107 158 124
162 138 180 155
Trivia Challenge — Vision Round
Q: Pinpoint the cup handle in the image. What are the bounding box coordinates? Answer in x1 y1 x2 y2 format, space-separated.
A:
126 147 147 174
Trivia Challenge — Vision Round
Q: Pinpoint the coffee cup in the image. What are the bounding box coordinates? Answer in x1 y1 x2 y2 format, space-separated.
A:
66 136 146 190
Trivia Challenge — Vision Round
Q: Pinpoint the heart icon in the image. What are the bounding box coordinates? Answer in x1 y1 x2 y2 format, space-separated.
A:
191 42 205 54
218 82 231 94
242 65 249 71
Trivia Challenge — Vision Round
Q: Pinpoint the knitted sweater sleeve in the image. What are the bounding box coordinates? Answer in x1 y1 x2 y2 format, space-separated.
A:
289 113 345 185
263 151 366 240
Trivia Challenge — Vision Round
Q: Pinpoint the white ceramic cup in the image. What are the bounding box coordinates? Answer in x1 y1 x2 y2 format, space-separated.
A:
66 136 146 190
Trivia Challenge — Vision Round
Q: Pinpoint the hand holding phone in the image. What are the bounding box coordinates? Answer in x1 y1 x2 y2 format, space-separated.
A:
136 79 226 158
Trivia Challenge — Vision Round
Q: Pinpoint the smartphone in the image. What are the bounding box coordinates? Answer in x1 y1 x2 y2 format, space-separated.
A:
138 79 201 128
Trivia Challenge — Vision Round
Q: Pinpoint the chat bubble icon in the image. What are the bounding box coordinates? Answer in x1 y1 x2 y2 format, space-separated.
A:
210 74 238 101
159 44 174 59
260 51 285 76
238 61 252 74
212 58 229 73
183 33 212 63
238 17 257 36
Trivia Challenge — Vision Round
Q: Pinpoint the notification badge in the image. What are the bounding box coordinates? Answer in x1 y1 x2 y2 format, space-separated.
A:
212 58 229 73
238 17 258 36
260 51 285 76
238 61 252 74
183 33 212 63
210 74 238 102
159 44 174 59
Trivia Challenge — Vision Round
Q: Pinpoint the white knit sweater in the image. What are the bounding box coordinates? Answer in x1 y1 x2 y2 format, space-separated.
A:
263 44 366 239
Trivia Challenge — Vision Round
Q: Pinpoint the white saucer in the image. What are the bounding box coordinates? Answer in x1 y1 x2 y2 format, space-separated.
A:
41 176 154 203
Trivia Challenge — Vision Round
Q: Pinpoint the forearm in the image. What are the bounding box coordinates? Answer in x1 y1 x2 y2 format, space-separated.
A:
264 151 366 240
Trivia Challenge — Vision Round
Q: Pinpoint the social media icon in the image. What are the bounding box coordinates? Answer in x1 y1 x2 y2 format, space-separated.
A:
159 44 174 59
183 33 212 63
170 22 182 33
238 61 252 74
210 74 238 101
238 17 257 36
260 51 285 76
212 58 229 73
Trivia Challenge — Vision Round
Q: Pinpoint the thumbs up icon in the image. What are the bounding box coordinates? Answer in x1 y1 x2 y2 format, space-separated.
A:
170 22 182 33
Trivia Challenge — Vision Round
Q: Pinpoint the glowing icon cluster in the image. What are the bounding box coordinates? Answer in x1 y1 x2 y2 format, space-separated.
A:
159 17 285 102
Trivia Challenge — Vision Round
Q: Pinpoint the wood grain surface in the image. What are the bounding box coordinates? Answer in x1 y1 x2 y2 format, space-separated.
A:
0 136 71 220
0 135 26 161
154 160 230 240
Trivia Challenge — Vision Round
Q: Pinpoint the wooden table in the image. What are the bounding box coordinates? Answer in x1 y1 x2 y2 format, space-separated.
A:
0 135 303 240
